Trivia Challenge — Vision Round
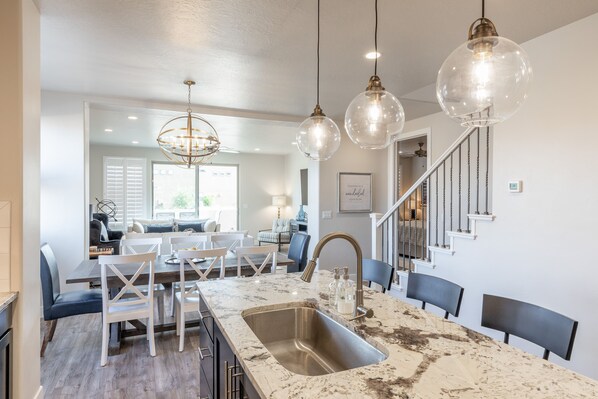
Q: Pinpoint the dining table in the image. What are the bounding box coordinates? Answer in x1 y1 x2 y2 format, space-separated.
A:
66 251 294 355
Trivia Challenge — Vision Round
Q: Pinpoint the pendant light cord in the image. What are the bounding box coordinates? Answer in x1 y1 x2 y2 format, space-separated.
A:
374 0 378 76
316 0 320 106
482 0 485 18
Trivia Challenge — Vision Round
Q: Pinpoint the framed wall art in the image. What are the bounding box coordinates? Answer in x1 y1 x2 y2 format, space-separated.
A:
338 172 372 213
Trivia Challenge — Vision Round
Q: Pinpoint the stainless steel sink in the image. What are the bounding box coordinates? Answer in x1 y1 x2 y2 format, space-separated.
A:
242 305 387 376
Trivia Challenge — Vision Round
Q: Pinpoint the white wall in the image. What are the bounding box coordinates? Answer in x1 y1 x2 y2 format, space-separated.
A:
0 0 42 397
397 13 598 379
41 91 88 291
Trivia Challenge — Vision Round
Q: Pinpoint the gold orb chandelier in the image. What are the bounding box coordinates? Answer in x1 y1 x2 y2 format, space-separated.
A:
157 80 220 168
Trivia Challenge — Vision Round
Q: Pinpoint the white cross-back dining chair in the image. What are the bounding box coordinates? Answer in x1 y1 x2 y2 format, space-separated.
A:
99 252 157 366
120 237 163 255
210 233 245 252
235 245 278 277
169 235 209 254
175 247 227 352
119 237 165 321
167 235 211 317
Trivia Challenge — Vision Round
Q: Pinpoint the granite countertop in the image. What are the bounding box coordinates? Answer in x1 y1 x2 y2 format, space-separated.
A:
198 272 598 398
0 292 17 313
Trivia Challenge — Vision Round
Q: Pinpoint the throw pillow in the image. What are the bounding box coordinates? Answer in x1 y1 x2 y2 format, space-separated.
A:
96 219 109 241
145 224 174 233
176 222 205 233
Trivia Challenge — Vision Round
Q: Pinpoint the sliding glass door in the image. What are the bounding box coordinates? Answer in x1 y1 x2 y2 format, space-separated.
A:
152 163 238 230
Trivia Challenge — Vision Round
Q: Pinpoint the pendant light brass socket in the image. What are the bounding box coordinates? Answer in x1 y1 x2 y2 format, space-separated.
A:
310 104 326 117
366 75 385 92
467 17 499 56
467 17 498 40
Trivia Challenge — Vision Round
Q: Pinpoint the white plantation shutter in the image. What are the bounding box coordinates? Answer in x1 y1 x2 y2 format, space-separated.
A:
103 157 146 231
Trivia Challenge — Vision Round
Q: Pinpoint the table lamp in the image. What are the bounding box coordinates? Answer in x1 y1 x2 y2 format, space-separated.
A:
272 196 287 219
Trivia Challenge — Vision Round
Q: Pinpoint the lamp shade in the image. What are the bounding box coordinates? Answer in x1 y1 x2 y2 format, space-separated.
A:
272 196 287 207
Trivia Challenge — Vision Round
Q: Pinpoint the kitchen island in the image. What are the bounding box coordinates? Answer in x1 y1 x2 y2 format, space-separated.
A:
197 271 598 398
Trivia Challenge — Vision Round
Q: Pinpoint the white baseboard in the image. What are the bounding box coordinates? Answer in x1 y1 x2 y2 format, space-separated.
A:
34 386 44 399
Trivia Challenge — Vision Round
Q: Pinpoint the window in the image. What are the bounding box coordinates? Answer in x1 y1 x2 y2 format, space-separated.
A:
152 163 238 231
103 157 146 231
152 163 197 219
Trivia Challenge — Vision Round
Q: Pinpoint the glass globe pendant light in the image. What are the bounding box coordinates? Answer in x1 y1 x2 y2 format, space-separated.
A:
436 0 532 127
296 0 341 161
344 0 404 150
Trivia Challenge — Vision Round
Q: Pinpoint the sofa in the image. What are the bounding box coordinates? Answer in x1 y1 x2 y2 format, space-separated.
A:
130 218 220 234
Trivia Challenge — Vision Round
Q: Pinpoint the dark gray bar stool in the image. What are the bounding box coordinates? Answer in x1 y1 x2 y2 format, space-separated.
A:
481 294 578 361
406 273 464 319
362 259 394 293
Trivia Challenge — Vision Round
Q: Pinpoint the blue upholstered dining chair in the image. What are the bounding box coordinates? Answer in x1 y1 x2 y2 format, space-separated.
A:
40 243 103 356
286 232 311 273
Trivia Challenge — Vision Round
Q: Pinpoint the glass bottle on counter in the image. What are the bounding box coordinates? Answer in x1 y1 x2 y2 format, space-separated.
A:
328 267 340 308
337 267 355 314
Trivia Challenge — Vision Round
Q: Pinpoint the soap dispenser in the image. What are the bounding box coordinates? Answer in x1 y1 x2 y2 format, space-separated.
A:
337 267 355 314
328 268 340 308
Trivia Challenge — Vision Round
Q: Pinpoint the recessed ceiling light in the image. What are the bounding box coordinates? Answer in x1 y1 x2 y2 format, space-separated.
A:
399 150 403 154
254 148 261 151
104 128 113 132
365 51 381 59
128 116 138 120
291 142 297 145
131 140 139 144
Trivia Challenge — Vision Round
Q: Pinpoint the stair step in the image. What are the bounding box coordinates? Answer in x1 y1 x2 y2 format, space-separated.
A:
468 213 496 222
428 245 455 255
412 258 435 269
447 231 477 240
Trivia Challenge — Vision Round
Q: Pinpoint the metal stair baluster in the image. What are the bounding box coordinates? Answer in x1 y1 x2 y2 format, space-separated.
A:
450 153 453 233
476 127 480 214
435 171 439 246
467 135 471 233
442 162 446 248
485 127 490 215
457 144 463 233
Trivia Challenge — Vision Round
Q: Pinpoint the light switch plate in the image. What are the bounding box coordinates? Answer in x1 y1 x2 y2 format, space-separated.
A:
322 210 332 219
508 180 522 193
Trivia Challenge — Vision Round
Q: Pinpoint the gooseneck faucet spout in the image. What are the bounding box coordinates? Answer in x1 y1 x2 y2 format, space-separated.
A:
301 232 374 320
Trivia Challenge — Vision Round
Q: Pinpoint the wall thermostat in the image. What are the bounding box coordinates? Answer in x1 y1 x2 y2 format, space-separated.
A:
508 180 522 193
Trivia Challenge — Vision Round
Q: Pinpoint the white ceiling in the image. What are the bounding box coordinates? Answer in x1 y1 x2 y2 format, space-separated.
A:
40 0 598 152
89 103 300 154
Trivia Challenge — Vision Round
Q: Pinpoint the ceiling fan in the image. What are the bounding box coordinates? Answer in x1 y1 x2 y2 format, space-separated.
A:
414 142 427 158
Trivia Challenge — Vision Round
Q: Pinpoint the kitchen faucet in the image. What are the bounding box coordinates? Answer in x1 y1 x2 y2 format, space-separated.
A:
301 232 374 320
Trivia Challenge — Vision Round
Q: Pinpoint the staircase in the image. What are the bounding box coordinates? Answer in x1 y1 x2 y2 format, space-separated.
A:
371 126 495 289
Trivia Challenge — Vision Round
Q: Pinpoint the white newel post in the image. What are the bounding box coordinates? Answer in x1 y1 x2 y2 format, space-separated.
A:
370 213 382 260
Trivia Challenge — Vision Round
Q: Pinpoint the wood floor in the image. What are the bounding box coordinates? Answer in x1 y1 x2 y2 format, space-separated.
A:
41 312 201 398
